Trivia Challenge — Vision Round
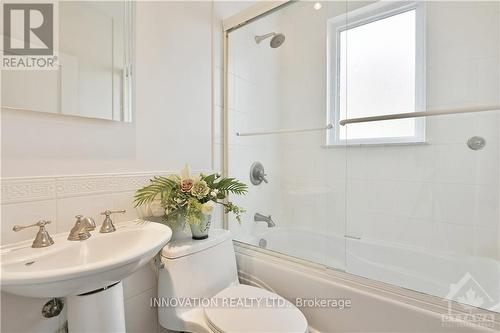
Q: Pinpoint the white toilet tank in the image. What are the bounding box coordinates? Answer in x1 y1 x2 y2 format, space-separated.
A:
157 229 239 330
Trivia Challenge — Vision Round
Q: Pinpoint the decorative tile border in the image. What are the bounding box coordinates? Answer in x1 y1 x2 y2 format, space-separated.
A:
1 178 56 204
55 175 117 198
54 174 160 198
1 170 212 204
1 172 167 204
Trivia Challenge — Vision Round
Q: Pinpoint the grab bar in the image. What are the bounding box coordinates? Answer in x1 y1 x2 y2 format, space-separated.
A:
236 123 333 137
339 105 500 126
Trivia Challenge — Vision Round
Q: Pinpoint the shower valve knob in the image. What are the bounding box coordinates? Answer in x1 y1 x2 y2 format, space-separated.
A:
259 171 268 183
250 162 268 185
256 169 268 183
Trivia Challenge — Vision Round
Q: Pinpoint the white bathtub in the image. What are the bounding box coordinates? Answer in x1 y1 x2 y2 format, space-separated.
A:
235 227 500 312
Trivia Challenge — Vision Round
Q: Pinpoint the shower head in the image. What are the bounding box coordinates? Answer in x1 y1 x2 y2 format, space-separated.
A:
270 33 285 48
254 32 286 48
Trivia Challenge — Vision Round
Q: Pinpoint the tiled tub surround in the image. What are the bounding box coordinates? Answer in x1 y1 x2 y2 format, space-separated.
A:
223 8 287 239
226 0 500 263
0 171 223 333
222 0 499 326
275 0 500 260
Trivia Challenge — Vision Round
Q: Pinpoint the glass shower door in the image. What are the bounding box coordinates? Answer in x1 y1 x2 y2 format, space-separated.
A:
342 0 500 312
225 0 499 316
226 0 349 271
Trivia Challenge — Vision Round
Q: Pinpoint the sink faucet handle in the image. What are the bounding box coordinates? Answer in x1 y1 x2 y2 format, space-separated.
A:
101 209 126 216
13 220 51 232
99 209 126 233
13 220 54 248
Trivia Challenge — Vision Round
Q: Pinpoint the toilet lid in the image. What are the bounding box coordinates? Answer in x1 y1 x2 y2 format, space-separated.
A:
204 285 308 333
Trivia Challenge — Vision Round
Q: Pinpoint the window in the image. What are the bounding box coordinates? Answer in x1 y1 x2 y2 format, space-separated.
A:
327 2 425 145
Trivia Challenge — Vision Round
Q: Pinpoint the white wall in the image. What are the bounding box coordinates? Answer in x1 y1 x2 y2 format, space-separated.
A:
1 2 214 332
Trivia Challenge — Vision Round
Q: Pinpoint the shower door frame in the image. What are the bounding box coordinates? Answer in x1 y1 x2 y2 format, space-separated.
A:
220 2 500 328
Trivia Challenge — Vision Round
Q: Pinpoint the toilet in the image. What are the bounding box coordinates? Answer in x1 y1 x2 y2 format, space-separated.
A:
157 229 308 333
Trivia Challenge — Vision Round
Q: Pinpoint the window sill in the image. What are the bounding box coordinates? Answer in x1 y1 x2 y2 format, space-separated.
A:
322 141 430 149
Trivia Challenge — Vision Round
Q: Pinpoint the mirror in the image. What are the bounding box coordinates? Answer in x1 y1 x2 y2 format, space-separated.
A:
1 1 134 122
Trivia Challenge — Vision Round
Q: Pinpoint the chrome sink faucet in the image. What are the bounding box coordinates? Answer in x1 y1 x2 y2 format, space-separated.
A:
13 220 54 248
100 210 126 233
254 213 276 227
68 215 95 241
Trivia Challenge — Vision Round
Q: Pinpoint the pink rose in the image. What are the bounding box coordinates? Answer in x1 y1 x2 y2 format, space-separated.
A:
181 179 194 192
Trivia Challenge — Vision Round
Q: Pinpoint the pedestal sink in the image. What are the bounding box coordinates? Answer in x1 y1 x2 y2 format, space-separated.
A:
1 220 172 332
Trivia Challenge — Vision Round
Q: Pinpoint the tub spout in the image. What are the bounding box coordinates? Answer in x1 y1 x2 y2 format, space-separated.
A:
254 213 276 227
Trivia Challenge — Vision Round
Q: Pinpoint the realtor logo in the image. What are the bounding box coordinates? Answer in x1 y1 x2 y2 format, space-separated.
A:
445 273 498 311
442 273 498 329
1 2 58 69
3 3 53 55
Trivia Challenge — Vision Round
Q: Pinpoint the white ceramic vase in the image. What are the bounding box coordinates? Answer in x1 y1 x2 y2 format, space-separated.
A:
189 214 212 240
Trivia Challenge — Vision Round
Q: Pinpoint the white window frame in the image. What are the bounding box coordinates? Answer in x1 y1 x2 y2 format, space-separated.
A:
326 1 426 146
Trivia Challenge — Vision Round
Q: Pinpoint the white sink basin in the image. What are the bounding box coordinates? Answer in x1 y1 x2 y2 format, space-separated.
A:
1 220 171 298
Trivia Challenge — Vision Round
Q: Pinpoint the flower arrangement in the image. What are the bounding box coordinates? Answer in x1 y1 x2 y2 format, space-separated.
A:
133 165 247 231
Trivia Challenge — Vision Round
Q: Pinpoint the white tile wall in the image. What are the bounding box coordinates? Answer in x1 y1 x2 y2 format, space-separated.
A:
56 194 115 233
1 173 161 246
1 200 57 245
225 0 500 263
224 10 286 239
113 191 142 223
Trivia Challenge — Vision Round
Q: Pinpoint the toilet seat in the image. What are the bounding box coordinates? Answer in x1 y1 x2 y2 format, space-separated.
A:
204 285 308 333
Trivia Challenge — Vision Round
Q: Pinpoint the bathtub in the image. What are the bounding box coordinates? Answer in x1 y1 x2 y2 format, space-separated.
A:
235 227 500 312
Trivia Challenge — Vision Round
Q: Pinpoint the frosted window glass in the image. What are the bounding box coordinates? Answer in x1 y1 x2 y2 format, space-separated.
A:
339 10 417 141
